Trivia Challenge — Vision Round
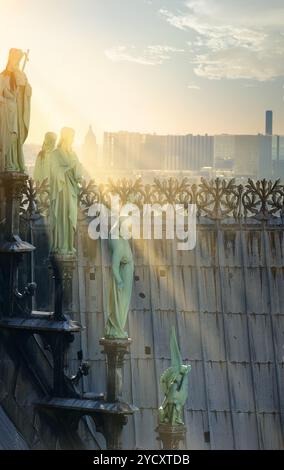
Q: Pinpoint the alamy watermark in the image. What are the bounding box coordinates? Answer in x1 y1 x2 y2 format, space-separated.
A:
88 195 196 251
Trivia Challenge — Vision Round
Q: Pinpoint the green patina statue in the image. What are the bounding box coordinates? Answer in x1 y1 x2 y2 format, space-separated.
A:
159 327 191 426
105 219 134 339
0 48 31 172
49 127 82 255
33 132 57 184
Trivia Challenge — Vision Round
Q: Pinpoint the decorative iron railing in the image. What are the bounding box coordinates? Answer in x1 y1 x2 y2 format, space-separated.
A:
20 177 284 222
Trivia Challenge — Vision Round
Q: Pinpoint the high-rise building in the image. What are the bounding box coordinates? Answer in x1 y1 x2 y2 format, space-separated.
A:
265 110 273 136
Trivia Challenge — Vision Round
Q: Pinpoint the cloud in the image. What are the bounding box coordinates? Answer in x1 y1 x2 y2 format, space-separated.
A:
192 43 284 81
105 45 184 65
188 83 200 90
160 0 284 81
243 83 259 88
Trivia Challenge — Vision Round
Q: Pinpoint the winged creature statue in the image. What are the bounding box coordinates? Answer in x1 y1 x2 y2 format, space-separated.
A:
159 327 191 426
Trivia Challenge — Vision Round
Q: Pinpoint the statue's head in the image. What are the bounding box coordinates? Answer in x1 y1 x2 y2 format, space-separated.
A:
59 127 75 151
43 132 57 153
7 48 24 69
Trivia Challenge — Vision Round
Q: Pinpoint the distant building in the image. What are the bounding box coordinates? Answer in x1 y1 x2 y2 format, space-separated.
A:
142 134 165 170
103 131 274 178
82 126 98 175
214 134 272 179
103 131 213 172
234 135 272 178
214 135 235 171
257 135 273 178
104 132 142 170
165 134 213 171
265 110 273 136
272 135 284 181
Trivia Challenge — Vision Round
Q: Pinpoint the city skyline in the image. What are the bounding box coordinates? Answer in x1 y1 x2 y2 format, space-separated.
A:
1 0 284 145
24 117 284 147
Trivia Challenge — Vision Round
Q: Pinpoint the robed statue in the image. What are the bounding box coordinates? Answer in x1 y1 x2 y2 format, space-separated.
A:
33 132 57 184
105 218 134 339
0 48 31 172
49 127 82 255
159 327 191 426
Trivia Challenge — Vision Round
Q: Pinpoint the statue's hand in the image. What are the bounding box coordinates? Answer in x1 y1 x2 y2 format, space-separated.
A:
117 280 124 290
14 70 27 86
3 88 14 99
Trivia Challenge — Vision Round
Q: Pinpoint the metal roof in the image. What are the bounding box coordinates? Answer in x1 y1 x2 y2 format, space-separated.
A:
73 221 284 450
0 407 29 450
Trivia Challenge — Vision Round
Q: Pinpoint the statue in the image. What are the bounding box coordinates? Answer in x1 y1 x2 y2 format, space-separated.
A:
49 127 82 255
33 132 57 184
0 48 31 172
159 327 191 426
105 218 134 339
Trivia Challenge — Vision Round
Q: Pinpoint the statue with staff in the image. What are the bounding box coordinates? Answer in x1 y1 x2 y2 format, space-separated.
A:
0 48 31 172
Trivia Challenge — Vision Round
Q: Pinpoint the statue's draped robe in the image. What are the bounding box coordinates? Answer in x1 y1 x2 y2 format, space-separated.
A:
105 238 134 338
33 150 51 184
0 70 31 172
49 148 81 254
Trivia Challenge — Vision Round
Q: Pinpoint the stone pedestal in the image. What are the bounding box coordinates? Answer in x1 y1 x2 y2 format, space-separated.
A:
49 254 76 320
0 172 35 318
99 337 131 402
0 172 28 242
48 254 78 395
99 337 136 449
156 423 186 450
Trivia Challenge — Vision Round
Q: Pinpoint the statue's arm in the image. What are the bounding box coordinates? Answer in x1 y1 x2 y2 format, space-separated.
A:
72 155 82 180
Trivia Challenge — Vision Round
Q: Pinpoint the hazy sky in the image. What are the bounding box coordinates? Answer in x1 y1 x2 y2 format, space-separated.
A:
1 0 284 144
